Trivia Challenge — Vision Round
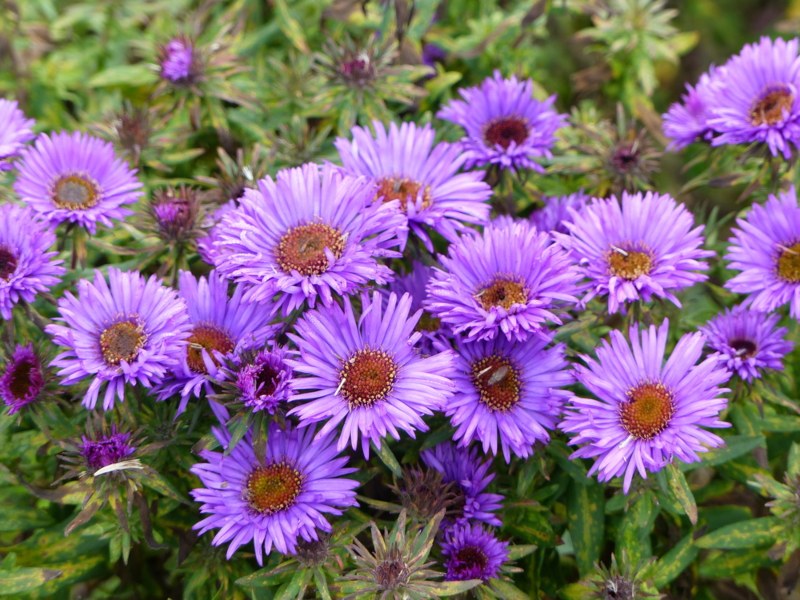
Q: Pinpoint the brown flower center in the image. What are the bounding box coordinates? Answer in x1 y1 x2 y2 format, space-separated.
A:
52 174 99 210
375 177 433 213
476 276 528 310
0 246 17 280
187 325 234 374
483 116 529 149
100 320 146 366
339 348 397 409
245 462 303 515
619 382 674 440
455 545 489 571
276 223 345 277
730 338 757 359
777 242 800 282
471 354 521 412
751 87 794 126
608 247 653 280
375 548 409 590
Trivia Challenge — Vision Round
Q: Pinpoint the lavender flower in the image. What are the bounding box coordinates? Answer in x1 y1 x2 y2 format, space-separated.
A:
707 37 800 158
159 36 198 84
335 121 492 249
288 291 456 457
443 334 572 462
191 423 359 564
81 426 136 471
426 219 580 342
421 441 503 526
0 203 64 320
234 347 293 414
701 306 793 381
663 66 723 150
213 163 406 315
725 186 800 318
155 270 277 415
384 262 444 354
15 131 143 234
47 268 191 410
197 199 236 265
437 70 566 172
530 191 590 235
0 345 46 414
0 99 35 171
556 191 712 314
440 522 508 583
561 320 730 493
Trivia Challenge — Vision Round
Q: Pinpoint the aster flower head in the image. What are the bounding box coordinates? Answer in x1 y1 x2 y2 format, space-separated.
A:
14 131 143 234
46 268 191 411
663 66 724 150
334 121 492 249
384 262 445 354
707 36 800 158
443 334 572 462
437 70 566 172
561 319 731 493
530 191 590 235
213 163 407 315
725 186 800 318
233 346 293 414
155 270 278 415
191 423 359 565
288 291 456 457
81 426 136 472
556 190 712 314
420 441 503 526
147 186 202 245
0 203 64 320
700 305 793 382
1 344 46 415
159 36 200 84
426 219 580 342
0 99 35 171
440 522 508 583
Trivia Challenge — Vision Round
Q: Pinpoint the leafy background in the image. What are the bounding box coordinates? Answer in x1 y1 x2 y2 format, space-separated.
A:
2 0 800 598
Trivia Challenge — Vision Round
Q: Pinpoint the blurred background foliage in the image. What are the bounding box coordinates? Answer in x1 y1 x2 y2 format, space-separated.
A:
1 0 800 599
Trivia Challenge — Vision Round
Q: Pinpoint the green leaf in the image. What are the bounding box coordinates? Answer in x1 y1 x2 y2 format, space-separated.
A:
488 579 530 600
788 442 800 478
0 565 62 596
567 480 605 576
274 567 311 600
428 580 483 596
684 435 765 469
548 440 589 485
695 516 783 549
615 491 658 566
649 534 697 588
698 548 778 579
371 441 402 478
88 65 158 88
665 464 697 525
273 0 309 53
559 583 593 600
506 544 538 560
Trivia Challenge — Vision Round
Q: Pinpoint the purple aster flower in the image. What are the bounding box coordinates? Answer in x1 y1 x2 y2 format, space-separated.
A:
234 347 293 414
437 70 566 172
384 262 445 354
334 121 492 249
421 441 503 526
191 423 359 564
81 426 136 471
442 334 571 462
725 186 800 318
147 186 201 245
14 131 143 234
530 191 590 235
425 219 580 342
700 306 793 381
46 268 191 411
159 36 199 84
197 199 236 265
561 319 731 493
555 191 712 315
440 522 508 583
0 203 64 320
707 37 800 158
287 291 456 457
663 66 724 150
0 99 35 171
155 270 278 415
1 344 46 414
213 163 406 315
